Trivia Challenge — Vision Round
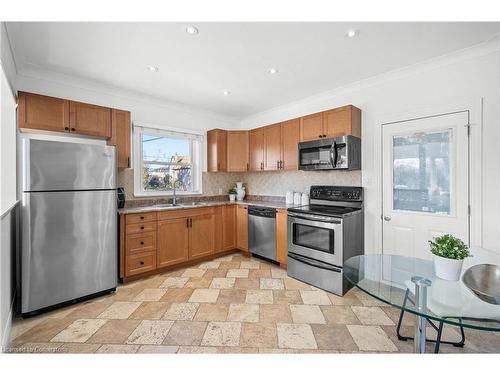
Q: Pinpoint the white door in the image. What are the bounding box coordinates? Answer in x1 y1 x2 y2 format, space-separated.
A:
382 111 469 259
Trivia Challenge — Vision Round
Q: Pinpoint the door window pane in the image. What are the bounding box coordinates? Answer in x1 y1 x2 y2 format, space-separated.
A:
392 129 451 214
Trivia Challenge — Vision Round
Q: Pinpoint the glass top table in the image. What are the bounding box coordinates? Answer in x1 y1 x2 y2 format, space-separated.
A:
343 247 500 353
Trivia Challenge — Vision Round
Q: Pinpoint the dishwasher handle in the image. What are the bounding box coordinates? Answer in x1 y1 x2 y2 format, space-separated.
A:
248 206 276 218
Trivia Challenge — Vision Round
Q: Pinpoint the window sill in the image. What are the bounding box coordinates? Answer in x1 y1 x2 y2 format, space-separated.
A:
133 191 203 198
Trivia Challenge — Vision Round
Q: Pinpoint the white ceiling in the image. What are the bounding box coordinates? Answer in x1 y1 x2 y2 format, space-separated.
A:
6 22 500 119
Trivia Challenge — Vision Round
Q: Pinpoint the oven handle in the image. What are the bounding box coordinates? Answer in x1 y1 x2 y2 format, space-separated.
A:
289 253 342 273
288 212 341 225
330 139 338 167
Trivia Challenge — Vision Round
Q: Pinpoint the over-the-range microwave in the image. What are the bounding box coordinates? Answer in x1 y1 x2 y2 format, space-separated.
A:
298 135 361 171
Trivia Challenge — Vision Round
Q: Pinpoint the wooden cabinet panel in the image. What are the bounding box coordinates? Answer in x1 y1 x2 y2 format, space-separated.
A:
227 131 249 171
300 112 324 141
236 204 248 252
157 218 189 268
281 118 300 170
249 128 264 171
125 212 157 225
214 206 224 253
263 124 282 171
222 204 236 250
189 213 215 260
126 251 156 277
18 92 70 132
158 207 214 221
207 129 227 172
323 105 361 138
69 101 111 138
126 232 157 254
108 109 131 168
126 221 157 235
276 208 288 266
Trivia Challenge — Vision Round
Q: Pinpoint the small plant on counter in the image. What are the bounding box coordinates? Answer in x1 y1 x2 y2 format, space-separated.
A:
228 188 237 195
429 234 471 260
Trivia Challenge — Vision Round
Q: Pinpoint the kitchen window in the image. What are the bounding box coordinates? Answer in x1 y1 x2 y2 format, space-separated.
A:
133 125 203 196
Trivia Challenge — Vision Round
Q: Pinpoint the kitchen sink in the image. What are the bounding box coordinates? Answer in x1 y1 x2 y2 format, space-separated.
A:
179 202 208 207
153 203 181 208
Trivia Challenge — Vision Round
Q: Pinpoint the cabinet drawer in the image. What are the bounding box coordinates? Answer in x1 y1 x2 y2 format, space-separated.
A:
126 232 157 254
126 221 156 235
126 251 156 277
125 212 157 225
157 207 214 221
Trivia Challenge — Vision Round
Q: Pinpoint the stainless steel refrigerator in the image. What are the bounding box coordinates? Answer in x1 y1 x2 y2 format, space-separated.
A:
20 138 117 315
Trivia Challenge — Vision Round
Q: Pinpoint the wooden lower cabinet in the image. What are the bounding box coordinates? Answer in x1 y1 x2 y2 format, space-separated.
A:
189 213 215 260
276 208 288 266
122 206 235 280
236 204 248 252
157 217 189 268
222 205 236 250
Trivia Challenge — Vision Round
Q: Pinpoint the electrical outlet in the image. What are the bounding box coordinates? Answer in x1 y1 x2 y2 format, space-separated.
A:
218 188 223 195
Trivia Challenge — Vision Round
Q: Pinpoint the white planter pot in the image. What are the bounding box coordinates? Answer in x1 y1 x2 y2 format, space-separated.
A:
229 194 236 202
433 255 463 281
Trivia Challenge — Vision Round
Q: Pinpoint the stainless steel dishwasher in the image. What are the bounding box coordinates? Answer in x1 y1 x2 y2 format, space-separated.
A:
248 206 277 261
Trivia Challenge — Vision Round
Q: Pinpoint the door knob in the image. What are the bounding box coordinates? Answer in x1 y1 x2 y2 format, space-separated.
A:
383 216 392 221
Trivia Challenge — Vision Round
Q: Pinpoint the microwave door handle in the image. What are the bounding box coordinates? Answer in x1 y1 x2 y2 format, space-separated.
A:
330 140 338 167
289 253 342 273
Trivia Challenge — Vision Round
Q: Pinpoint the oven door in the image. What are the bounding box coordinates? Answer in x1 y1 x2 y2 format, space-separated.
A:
287 213 343 267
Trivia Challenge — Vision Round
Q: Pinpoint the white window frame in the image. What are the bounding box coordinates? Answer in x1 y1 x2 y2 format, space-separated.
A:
133 124 203 197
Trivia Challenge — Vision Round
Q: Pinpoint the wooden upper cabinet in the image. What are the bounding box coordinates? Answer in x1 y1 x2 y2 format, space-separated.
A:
300 112 324 141
189 213 215 260
227 131 249 172
222 204 236 250
108 109 131 168
249 128 264 171
18 91 70 132
69 101 111 138
157 218 189 268
263 124 282 171
323 105 361 138
236 204 248 252
281 118 300 170
207 129 227 172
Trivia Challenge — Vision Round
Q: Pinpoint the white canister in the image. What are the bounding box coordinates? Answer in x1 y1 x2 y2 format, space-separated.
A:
301 193 310 206
293 192 302 205
286 191 294 205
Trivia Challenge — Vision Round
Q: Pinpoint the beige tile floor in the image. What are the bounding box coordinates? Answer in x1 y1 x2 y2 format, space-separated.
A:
7 253 500 354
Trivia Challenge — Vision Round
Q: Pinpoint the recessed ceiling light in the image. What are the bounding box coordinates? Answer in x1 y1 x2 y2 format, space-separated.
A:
147 66 159 72
223 90 231 96
186 26 199 35
345 29 359 38
269 67 279 74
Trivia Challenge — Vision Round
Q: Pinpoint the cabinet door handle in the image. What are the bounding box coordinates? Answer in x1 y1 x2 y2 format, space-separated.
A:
246 163 249 171
217 162 220 170
186 218 189 228
140 216 144 220
277 160 279 169
64 127 69 131
189 218 193 227
140 261 145 265
140 226 144 230
127 157 130 168
71 128 76 132
140 241 144 245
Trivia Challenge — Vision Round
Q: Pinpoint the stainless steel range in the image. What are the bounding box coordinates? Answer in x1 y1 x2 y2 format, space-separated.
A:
287 186 364 296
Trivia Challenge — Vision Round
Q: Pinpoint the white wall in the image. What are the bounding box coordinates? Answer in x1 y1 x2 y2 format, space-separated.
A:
0 21 18 352
241 38 500 253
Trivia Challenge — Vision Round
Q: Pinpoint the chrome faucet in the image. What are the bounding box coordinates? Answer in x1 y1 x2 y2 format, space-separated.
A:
172 181 177 205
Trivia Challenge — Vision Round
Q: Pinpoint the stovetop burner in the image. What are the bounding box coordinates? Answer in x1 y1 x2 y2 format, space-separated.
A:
288 204 361 218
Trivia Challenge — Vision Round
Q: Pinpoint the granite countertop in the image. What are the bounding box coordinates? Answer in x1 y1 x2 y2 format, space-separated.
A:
118 200 303 215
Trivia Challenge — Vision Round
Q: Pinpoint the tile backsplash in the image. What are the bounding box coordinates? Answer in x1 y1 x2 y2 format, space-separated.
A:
118 169 361 200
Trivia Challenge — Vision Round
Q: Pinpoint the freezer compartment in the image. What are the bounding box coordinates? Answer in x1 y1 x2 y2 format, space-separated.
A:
22 138 116 191
21 190 117 314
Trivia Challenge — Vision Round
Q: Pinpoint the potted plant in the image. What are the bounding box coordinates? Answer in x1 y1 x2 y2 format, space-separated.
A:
228 188 237 202
429 234 471 281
